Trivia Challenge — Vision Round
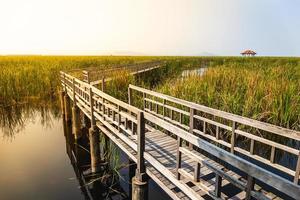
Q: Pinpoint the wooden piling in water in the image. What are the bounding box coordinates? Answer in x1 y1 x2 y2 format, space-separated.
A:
132 176 148 200
89 126 101 173
129 158 137 198
89 87 101 173
82 113 90 129
72 106 81 140
72 78 81 139
132 111 148 200
60 90 65 116
64 94 72 122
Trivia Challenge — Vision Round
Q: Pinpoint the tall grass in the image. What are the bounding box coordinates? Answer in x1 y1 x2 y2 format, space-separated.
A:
0 55 163 105
157 57 300 131
1 56 299 132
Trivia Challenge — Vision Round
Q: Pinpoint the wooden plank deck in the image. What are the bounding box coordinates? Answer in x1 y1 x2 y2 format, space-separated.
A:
60 70 300 200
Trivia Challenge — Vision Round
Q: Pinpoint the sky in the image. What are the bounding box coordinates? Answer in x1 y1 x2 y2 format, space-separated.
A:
0 0 299 56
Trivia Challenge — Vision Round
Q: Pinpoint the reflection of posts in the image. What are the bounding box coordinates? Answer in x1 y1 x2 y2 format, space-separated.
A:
132 112 148 200
60 90 65 116
72 78 81 139
89 87 101 173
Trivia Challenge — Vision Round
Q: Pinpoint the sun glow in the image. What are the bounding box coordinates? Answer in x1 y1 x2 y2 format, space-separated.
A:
0 0 299 56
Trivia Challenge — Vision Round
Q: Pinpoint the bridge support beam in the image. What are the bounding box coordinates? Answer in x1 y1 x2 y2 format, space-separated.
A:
72 106 81 140
64 94 72 122
82 113 90 129
132 111 148 200
102 133 110 161
89 126 101 173
60 90 65 116
128 159 137 199
132 175 148 200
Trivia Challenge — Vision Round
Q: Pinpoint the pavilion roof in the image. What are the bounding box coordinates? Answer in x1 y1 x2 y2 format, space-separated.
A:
241 50 256 55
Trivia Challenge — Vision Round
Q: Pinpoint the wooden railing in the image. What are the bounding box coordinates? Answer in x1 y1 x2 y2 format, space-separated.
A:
81 61 162 85
129 84 300 185
60 71 300 200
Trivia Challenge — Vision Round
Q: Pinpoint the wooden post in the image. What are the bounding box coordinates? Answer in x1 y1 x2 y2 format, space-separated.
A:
72 106 81 140
72 78 81 139
63 73 67 92
60 90 65 116
230 121 236 154
142 93 146 110
176 137 182 180
203 121 206 134
129 159 137 200
89 87 95 126
250 139 255 155
132 111 148 200
128 87 134 133
89 126 100 173
103 133 110 161
215 174 222 197
63 73 71 122
88 87 101 173
270 146 275 163
294 152 300 184
136 111 146 181
194 163 201 182
245 175 255 200
82 113 90 129
128 87 132 105
189 108 195 149
118 105 121 131
162 99 166 117
216 126 220 140
83 70 90 83
101 77 105 92
64 94 71 122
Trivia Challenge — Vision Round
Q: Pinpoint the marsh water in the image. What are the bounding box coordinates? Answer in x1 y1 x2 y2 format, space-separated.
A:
0 105 171 200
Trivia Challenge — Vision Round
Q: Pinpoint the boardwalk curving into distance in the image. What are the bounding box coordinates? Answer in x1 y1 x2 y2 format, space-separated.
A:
60 62 300 200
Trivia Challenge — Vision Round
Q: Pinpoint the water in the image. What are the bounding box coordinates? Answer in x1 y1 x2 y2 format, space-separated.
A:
0 107 171 200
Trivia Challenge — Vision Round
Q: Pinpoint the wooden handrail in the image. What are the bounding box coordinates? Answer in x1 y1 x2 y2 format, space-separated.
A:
143 112 300 199
129 83 300 183
129 84 300 140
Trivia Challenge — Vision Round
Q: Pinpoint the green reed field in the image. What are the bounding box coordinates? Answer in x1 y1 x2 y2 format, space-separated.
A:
0 55 166 105
0 55 299 131
157 57 300 131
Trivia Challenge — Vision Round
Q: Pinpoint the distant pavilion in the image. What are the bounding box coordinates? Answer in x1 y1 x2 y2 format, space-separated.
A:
241 49 257 56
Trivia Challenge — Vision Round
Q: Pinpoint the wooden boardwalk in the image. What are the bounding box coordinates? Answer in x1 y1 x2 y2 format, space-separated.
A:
60 64 300 200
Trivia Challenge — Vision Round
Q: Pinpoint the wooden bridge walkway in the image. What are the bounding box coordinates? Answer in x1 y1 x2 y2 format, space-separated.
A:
60 63 300 200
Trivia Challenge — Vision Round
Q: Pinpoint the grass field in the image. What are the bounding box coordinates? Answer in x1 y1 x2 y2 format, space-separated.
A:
157 57 300 131
0 55 299 131
0 55 164 105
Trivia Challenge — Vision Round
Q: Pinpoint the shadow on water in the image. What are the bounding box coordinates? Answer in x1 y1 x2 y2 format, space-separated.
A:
63 119 130 200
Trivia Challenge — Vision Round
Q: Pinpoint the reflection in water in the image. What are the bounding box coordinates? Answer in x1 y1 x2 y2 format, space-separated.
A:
0 100 170 199
63 119 130 200
0 100 61 139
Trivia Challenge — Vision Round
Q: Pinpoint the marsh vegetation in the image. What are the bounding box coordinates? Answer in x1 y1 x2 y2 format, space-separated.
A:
0 56 299 134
